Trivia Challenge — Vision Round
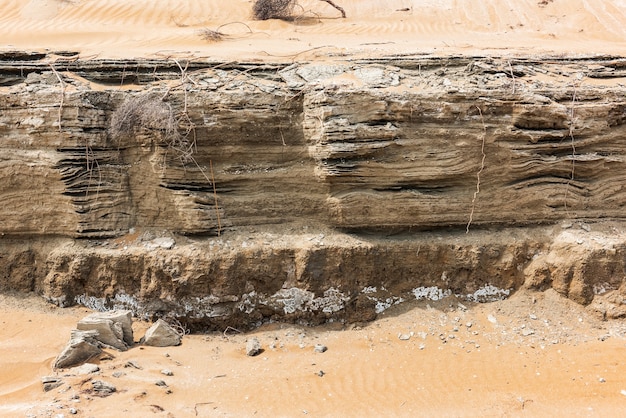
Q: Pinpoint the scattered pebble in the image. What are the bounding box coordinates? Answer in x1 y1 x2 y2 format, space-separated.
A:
124 360 142 370
42 376 64 392
314 344 328 353
316 370 325 377
599 378 606 383
487 314 497 324
155 380 168 387
529 314 538 320
246 337 262 356
161 369 173 376
91 380 116 396
398 333 411 341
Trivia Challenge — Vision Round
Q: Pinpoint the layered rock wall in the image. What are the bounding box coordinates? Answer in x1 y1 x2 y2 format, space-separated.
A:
2 53 626 327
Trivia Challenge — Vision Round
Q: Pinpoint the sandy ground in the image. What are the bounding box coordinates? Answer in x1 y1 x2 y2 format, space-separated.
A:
1 291 626 417
3 0 626 416
2 0 626 61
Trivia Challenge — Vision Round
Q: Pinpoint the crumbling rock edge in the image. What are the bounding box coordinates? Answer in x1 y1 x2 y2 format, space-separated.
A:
3 222 626 330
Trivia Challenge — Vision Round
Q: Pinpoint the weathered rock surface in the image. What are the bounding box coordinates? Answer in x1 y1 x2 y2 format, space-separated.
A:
54 329 102 369
3 53 626 328
91 380 116 397
77 310 133 350
142 319 182 347
41 376 64 392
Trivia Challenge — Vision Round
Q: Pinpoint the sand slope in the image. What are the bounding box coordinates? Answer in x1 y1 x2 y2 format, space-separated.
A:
2 0 626 60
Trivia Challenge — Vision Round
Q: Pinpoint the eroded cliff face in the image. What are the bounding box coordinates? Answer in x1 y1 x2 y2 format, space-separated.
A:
2 53 626 328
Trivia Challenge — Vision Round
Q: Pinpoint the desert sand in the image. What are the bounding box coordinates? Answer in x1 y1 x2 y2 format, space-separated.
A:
2 0 626 62
2 0 626 417
1 290 626 417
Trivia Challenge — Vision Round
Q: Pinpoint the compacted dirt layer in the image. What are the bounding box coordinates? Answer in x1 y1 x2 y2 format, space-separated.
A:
1 291 626 417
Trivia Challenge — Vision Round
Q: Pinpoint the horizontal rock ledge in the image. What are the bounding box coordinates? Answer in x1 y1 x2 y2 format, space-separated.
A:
2 223 626 330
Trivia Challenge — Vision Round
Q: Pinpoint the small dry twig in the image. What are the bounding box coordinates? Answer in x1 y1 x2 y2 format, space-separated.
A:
564 77 581 213
48 63 66 132
223 326 242 337
466 105 487 233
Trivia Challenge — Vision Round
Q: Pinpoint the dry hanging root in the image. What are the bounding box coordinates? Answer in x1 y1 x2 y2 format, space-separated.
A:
564 79 580 213
466 105 487 233
48 63 65 132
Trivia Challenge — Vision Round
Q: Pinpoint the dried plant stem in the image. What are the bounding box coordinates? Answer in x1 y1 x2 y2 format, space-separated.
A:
466 105 487 234
564 82 579 213
320 0 346 17
49 63 65 132
209 160 222 236
507 60 516 94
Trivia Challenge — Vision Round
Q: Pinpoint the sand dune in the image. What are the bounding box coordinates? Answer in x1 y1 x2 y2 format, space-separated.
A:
2 0 626 60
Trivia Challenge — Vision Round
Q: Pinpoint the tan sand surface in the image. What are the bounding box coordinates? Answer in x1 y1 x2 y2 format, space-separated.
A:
1 0 626 61
1 291 626 417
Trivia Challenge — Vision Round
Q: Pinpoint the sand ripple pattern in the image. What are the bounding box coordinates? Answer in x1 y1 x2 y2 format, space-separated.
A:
2 0 626 59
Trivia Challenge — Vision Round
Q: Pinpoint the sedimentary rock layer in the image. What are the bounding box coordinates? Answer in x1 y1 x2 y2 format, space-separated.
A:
2 53 626 326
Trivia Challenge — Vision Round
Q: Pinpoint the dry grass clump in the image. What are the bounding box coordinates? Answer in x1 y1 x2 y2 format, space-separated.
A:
253 0 296 20
110 94 179 143
199 28 227 42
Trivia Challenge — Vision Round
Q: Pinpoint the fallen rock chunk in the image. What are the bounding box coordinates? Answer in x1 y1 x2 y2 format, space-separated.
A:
77 310 133 351
161 369 173 376
54 330 102 369
42 376 63 392
246 337 262 356
142 319 182 347
91 380 116 397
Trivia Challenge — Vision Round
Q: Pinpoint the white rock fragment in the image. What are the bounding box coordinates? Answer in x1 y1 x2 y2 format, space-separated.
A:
314 344 328 353
246 337 262 356
142 319 182 347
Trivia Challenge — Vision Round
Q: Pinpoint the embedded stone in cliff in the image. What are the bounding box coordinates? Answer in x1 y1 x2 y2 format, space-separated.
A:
77 310 133 351
54 329 102 369
145 237 176 250
142 319 182 347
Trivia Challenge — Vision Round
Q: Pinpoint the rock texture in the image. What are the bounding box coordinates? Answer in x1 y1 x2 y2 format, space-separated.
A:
3 53 626 328
54 329 102 369
142 319 182 347
77 311 133 350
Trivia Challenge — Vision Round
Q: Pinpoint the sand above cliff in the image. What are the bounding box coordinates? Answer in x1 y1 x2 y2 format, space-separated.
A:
1 0 626 61
1 290 626 417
